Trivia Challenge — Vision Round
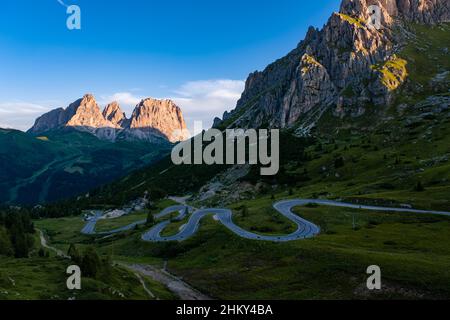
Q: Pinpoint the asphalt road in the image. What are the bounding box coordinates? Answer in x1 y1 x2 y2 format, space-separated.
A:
81 199 450 242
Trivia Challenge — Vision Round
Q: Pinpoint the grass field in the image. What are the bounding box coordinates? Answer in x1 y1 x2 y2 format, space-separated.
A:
95 211 147 232
166 203 450 299
35 216 87 252
0 229 175 300
0 256 175 300
160 216 190 237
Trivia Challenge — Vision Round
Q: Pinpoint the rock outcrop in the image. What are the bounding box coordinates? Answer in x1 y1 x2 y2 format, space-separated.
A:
27 107 68 134
341 0 450 25
28 95 113 134
103 101 127 127
128 98 190 143
215 0 449 133
28 94 190 143
65 94 115 129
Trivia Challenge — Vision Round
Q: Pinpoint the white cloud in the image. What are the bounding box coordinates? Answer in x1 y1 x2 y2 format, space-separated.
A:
107 92 143 106
0 102 52 131
99 92 144 116
174 79 244 105
0 102 49 115
171 79 245 130
101 79 244 132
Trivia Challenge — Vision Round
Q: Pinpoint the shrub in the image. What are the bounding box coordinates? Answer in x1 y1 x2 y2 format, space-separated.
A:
146 212 155 226
334 157 345 169
81 247 102 278
241 205 249 218
414 181 425 192
68 243 82 264
38 248 46 257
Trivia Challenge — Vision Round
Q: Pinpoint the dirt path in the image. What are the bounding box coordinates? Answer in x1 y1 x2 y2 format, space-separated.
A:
132 272 156 299
37 229 70 259
124 263 211 300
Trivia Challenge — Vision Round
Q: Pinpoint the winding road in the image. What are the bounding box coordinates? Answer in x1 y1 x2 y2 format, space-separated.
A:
81 199 450 242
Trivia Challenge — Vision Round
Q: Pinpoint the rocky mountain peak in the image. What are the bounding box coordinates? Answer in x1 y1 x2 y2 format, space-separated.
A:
28 94 190 143
66 94 116 129
129 98 190 143
103 101 127 127
216 0 449 133
340 0 450 25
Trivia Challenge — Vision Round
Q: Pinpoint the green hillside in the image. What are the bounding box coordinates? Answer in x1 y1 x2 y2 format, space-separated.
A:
0 129 170 204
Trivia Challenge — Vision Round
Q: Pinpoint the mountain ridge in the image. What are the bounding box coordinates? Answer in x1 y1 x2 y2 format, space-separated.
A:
215 0 449 133
28 94 190 143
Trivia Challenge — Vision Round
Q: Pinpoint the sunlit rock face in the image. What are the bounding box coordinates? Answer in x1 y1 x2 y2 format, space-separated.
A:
29 94 190 143
129 98 190 143
216 0 449 133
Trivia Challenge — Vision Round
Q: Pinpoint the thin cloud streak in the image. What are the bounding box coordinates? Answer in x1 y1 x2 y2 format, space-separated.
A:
0 101 57 131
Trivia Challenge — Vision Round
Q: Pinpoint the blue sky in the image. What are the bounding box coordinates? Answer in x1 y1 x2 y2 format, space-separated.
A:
0 0 340 131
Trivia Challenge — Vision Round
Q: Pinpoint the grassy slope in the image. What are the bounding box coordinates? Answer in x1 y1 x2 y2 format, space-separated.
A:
400 23 450 88
0 256 174 300
167 201 450 299
0 129 170 204
0 231 175 300
95 211 147 232
294 105 450 211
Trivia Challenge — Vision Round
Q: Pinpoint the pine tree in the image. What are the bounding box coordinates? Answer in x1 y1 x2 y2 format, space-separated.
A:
68 243 82 263
13 233 29 258
81 247 102 278
241 205 249 218
38 248 46 257
146 212 155 226
0 226 13 256
334 157 345 169
101 254 113 281
414 181 425 192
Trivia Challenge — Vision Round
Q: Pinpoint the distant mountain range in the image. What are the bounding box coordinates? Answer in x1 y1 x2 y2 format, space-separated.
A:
1 94 192 204
28 94 190 143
